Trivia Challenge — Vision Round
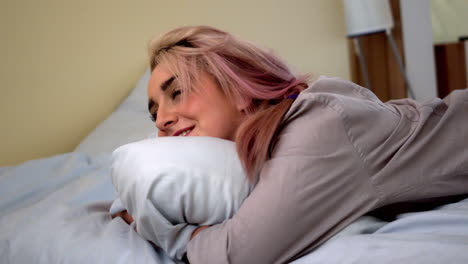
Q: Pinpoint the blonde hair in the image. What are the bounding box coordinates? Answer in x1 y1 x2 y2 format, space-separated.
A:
148 25 310 180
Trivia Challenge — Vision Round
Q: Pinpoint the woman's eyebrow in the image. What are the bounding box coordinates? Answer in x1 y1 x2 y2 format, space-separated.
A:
160 76 176 91
148 75 176 112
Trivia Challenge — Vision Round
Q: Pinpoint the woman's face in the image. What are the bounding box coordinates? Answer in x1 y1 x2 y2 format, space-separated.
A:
147 64 246 140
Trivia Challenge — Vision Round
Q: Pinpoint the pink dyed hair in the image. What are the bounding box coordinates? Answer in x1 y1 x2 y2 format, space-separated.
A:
148 25 310 180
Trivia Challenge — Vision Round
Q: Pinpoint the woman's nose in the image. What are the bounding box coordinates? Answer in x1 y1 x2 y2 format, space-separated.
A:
155 106 178 131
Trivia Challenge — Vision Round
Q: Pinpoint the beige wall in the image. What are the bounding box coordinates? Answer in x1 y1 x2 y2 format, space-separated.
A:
0 0 350 166
431 0 468 44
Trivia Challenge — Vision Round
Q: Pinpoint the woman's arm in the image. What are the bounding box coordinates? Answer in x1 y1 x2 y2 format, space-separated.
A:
191 226 210 240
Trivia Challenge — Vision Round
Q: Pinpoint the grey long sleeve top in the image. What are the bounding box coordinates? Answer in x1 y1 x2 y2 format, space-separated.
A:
186 76 468 264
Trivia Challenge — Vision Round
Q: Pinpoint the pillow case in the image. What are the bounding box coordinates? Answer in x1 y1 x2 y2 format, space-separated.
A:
110 136 254 259
74 68 157 155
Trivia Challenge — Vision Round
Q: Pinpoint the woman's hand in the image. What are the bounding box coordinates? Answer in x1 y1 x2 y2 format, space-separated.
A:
111 211 209 238
191 226 210 240
112 210 135 225
111 211 163 250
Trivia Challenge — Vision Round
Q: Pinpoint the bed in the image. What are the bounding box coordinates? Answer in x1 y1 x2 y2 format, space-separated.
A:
1 69 468 264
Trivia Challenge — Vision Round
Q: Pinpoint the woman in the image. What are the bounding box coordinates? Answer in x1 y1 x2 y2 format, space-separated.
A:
118 25 468 263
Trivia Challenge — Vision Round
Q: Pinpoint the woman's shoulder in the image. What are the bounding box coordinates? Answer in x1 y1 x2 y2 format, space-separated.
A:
285 76 392 121
302 76 381 103
278 76 402 159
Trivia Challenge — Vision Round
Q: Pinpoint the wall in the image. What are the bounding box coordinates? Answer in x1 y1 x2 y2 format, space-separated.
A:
431 0 468 44
0 0 350 166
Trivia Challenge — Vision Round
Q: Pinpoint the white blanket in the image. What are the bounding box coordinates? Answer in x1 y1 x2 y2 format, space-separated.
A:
1 152 468 263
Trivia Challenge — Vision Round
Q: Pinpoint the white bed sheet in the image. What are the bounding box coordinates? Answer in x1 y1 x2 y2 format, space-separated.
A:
291 201 468 264
0 152 180 264
1 152 468 263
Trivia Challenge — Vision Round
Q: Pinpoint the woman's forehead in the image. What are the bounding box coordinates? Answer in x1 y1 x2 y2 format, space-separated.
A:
149 65 172 88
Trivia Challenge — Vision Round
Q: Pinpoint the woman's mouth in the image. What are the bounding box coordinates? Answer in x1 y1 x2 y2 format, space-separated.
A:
179 129 192 136
174 126 195 137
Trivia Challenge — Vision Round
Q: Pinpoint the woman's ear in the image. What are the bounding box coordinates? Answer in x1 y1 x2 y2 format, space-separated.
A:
235 98 251 114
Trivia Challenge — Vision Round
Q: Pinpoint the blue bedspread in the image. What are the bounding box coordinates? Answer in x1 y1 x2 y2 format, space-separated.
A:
1 153 467 263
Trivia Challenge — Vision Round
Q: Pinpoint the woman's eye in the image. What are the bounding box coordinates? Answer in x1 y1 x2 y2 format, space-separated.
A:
149 113 157 122
171 90 182 100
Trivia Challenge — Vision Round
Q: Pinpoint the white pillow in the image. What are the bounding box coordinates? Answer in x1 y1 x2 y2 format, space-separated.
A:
110 137 254 259
74 68 157 155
